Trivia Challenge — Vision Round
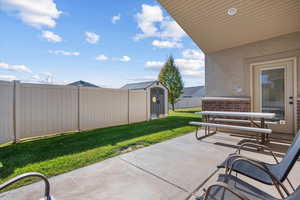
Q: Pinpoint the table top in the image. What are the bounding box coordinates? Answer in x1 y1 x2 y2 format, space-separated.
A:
196 111 275 119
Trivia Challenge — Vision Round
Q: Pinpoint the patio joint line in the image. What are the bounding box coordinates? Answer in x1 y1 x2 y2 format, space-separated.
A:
119 157 189 194
184 168 220 200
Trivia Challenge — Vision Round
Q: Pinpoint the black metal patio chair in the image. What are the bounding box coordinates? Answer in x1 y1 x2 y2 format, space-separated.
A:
196 173 300 200
217 130 300 197
0 172 53 200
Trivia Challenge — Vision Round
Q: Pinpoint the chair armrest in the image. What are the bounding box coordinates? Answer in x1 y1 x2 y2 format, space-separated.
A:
229 156 289 198
203 182 250 200
237 142 279 163
0 172 52 200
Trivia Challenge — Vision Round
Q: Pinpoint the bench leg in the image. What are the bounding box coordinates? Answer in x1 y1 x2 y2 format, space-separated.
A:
195 126 217 140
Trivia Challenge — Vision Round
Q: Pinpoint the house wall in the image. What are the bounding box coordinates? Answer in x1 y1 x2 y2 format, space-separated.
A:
205 31 300 97
204 31 300 131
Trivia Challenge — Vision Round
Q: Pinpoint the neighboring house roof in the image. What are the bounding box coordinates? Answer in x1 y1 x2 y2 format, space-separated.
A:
68 80 99 88
121 81 157 90
181 86 205 98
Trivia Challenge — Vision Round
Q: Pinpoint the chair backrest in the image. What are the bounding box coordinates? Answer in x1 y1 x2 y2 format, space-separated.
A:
275 130 300 181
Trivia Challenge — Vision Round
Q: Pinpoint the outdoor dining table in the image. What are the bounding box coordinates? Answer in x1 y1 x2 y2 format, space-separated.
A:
196 111 276 144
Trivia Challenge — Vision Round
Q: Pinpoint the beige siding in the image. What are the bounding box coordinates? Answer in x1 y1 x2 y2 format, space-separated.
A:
206 31 300 97
129 90 147 123
18 83 78 139
79 87 129 130
0 81 14 144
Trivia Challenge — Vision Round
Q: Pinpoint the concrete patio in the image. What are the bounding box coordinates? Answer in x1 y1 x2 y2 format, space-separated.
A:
1 130 300 200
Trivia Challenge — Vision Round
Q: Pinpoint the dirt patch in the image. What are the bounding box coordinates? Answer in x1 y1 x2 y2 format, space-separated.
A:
119 142 147 153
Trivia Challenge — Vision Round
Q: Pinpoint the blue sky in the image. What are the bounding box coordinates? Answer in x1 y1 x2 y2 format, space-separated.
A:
0 0 205 88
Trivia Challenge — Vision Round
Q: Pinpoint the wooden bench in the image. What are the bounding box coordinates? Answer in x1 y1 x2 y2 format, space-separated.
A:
210 118 278 126
189 121 272 143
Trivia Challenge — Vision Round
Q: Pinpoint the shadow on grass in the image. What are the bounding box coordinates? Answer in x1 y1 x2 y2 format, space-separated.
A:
175 110 201 114
0 115 200 181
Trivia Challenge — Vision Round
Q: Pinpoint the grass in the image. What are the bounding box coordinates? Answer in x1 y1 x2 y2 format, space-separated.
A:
0 108 201 191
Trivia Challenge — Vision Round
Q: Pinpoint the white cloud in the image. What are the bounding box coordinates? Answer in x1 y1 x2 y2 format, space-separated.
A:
145 59 203 71
31 74 40 80
134 4 186 42
24 72 67 84
120 56 131 62
0 62 32 73
182 49 205 60
152 40 182 48
96 55 108 61
42 30 62 42
145 61 164 70
144 55 205 82
112 14 121 24
85 32 100 44
182 69 204 78
160 20 186 41
134 4 163 40
31 72 53 83
49 50 80 56
0 75 17 81
0 0 62 28
175 59 204 70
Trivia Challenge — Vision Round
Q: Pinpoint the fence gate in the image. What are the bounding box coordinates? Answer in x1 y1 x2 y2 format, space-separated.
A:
150 87 165 118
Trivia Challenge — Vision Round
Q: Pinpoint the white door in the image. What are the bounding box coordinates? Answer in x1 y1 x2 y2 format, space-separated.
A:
252 59 296 133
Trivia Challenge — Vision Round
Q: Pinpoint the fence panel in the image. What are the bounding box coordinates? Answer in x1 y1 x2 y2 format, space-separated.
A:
79 87 129 130
0 81 14 144
174 97 202 109
18 83 78 139
129 90 147 123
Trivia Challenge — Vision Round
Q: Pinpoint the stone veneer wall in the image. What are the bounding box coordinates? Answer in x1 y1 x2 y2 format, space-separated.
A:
203 97 300 132
202 97 251 121
202 97 250 111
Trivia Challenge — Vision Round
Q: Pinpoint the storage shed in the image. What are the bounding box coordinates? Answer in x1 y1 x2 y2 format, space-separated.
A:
122 81 168 119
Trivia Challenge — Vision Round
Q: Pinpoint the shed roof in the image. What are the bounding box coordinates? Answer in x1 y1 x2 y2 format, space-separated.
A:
121 81 157 90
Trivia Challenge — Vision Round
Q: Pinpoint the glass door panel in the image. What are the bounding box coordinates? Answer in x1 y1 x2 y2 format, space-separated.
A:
261 68 285 121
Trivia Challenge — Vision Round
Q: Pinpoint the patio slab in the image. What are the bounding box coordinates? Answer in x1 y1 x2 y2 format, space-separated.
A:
0 157 188 200
120 133 234 193
1 130 300 200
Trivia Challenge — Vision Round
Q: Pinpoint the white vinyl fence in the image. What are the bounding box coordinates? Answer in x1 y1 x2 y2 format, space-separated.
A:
173 97 202 109
0 81 14 144
0 81 148 144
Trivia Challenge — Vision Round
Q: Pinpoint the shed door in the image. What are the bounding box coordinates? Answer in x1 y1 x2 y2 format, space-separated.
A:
150 87 165 117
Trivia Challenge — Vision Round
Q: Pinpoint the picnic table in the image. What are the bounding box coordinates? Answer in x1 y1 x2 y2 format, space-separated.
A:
190 111 276 144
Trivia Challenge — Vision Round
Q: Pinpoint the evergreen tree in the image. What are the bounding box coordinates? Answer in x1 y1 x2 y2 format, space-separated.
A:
158 56 184 111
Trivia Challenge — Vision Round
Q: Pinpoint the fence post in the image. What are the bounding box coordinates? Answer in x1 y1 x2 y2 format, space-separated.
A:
77 86 81 132
128 89 130 124
13 80 21 143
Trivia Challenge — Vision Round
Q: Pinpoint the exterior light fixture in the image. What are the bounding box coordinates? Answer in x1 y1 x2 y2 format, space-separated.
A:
227 8 237 16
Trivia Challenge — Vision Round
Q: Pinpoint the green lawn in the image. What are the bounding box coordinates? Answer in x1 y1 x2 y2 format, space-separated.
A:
0 108 201 191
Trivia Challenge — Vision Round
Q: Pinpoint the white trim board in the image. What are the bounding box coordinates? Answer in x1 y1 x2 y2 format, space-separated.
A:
250 57 297 133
